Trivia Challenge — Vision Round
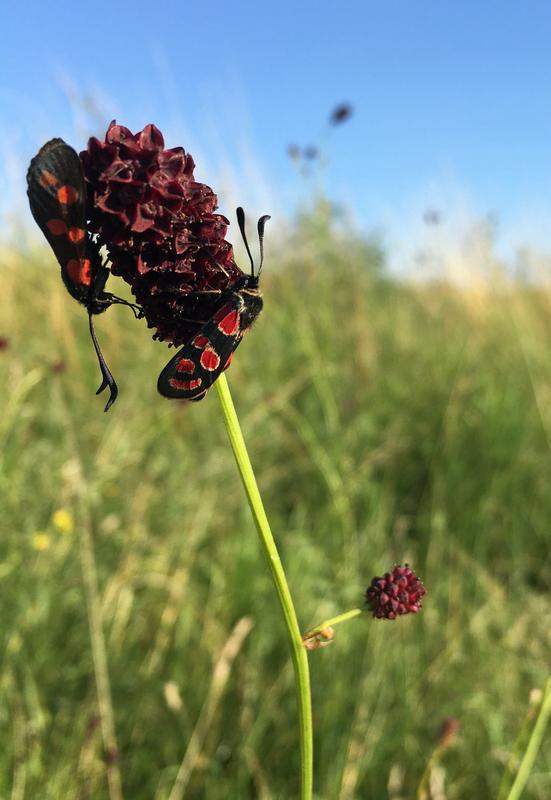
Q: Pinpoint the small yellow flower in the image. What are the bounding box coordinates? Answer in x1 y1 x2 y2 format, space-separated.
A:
7 634 22 654
32 532 50 551
52 509 74 535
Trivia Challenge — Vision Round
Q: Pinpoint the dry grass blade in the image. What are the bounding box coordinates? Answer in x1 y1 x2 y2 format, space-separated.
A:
167 616 254 800
58 393 124 800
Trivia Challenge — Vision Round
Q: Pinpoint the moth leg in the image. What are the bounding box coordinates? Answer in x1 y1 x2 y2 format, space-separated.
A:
88 314 118 412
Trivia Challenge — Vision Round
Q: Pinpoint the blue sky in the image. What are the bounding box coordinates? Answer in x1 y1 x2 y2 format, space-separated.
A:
3 0 551 259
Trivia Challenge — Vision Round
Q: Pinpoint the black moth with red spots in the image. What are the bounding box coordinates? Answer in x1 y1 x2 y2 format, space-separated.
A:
157 208 269 401
28 132 269 407
27 138 140 411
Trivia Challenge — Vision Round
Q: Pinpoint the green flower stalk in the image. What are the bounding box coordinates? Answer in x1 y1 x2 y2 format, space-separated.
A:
215 373 313 800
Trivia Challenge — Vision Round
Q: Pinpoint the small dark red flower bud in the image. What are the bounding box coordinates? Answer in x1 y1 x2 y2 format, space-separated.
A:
365 564 426 620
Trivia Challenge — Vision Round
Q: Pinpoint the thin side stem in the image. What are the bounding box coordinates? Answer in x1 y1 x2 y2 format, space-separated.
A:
504 675 551 800
215 374 313 800
303 608 362 639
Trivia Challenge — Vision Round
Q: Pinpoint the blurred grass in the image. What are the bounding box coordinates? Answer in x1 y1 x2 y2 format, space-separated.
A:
0 216 550 799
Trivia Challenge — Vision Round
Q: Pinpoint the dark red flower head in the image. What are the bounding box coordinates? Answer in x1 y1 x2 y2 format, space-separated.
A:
365 564 426 620
80 121 243 346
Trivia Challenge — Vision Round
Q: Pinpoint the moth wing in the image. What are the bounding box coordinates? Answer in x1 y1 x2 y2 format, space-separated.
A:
26 138 102 302
28 138 118 410
157 296 244 400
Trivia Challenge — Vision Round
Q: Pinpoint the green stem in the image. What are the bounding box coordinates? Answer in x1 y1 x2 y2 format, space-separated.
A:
303 608 362 639
504 675 551 800
215 373 313 800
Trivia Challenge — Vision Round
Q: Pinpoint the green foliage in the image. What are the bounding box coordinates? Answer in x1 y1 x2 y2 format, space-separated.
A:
0 219 550 798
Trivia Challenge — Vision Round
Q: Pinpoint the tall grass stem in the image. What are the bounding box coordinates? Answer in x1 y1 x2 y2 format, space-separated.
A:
215 373 313 800
504 675 551 800
167 617 254 800
77 499 124 800
60 391 124 800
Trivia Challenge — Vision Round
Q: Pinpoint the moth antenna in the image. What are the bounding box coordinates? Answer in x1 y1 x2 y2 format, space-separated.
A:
257 214 271 275
88 314 118 412
236 206 255 276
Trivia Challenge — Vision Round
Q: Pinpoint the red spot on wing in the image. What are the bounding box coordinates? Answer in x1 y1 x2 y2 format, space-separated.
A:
192 334 209 349
200 348 221 372
66 258 92 285
168 377 203 391
175 358 195 374
57 185 79 204
223 353 233 370
47 219 68 236
68 227 86 243
39 170 58 189
216 308 240 336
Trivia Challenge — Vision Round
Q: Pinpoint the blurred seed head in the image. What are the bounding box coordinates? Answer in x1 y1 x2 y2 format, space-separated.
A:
330 102 353 125
287 144 301 160
50 360 66 374
84 714 100 739
104 746 119 766
438 717 460 748
423 209 442 226
303 146 319 161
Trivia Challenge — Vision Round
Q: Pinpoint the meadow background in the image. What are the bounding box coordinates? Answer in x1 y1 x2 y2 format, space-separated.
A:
0 199 550 798
2 2 551 798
